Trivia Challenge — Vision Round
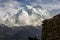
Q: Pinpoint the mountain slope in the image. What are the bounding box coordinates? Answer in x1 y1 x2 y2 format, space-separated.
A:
0 24 42 40
0 5 51 27
42 14 60 40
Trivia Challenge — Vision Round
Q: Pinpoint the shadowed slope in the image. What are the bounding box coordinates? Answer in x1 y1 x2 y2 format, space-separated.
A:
0 25 42 40
42 14 60 40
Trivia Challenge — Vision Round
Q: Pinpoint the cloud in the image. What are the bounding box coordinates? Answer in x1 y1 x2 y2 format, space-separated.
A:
0 0 60 16
30 0 60 10
0 0 60 26
40 3 60 10
0 0 21 16
0 0 51 26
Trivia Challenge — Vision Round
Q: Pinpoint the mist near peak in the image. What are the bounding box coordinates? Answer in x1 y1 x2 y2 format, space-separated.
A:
0 0 51 27
0 5 51 27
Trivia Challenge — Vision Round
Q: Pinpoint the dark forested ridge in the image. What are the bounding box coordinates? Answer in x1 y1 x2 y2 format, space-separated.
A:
0 24 41 40
42 14 60 40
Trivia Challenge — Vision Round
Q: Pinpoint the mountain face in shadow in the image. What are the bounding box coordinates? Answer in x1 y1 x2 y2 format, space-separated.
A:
0 24 42 40
0 24 13 40
42 14 60 40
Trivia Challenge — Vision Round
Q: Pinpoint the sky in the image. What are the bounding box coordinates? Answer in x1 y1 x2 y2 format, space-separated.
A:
0 0 60 16
0 0 60 9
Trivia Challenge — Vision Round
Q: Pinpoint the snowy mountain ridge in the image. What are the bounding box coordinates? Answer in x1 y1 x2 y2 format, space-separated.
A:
0 5 51 27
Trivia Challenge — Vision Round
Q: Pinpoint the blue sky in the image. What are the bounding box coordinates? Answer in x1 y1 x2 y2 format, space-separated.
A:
0 0 60 16
0 0 60 9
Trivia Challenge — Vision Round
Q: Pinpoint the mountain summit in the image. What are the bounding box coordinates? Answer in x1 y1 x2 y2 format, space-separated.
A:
0 5 51 27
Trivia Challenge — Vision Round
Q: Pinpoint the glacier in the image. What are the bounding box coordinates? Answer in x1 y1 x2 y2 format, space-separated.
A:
0 5 51 27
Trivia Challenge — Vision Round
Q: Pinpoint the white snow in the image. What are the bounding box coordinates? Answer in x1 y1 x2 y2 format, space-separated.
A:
0 5 51 27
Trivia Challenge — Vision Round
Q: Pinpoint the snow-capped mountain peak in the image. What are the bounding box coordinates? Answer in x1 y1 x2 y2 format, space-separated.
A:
0 5 51 27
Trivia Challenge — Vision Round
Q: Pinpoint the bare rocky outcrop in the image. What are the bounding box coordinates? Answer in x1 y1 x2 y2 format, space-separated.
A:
42 14 60 40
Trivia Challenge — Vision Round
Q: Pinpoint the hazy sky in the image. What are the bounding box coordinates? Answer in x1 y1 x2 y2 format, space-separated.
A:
0 0 60 16
0 0 60 9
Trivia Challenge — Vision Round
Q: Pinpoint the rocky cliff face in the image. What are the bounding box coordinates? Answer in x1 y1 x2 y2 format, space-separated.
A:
42 14 60 40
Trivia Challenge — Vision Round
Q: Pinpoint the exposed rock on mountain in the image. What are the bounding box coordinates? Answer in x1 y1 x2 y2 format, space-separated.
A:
42 14 60 40
0 5 51 27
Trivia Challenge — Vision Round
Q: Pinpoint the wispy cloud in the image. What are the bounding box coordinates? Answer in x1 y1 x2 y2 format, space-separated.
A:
0 0 60 16
0 0 21 16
